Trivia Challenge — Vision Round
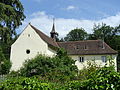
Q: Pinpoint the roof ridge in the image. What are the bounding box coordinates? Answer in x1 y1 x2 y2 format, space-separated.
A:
57 40 100 43
30 24 51 39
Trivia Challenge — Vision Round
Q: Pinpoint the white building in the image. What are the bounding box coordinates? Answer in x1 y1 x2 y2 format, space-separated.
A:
10 23 118 71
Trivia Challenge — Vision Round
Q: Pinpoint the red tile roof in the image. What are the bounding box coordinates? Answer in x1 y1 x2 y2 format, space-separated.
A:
57 40 118 55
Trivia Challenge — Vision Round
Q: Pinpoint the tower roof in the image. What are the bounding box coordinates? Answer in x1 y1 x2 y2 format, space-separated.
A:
50 18 57 34
50 19 58 40
51 20 55 33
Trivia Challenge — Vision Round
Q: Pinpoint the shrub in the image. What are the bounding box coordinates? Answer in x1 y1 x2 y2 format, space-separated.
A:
19 55 55 77
18 48 78 82
85 66 120 89
65 66 120 90
0 76 51 90
77 60 100 81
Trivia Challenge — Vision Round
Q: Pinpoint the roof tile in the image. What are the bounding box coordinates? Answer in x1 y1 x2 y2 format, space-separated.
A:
57 40 118 55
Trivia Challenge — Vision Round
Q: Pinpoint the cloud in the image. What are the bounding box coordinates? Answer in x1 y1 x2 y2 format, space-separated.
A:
19 11 120 38
65 5 77 10
31 11 46 17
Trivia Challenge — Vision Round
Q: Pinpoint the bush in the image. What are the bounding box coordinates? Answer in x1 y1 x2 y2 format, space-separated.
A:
77 60 100 81
19 55 55 77
85 66 120 89
20 54 77 80
0 76 52 90
65 66 120 90
18 48 78 82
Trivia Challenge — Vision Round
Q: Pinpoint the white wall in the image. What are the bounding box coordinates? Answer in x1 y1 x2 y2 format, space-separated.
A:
46 47 56 57
10 25 56 71
70 55 117 70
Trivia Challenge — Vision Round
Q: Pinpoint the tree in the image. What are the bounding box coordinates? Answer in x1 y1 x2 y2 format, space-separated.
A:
89 23 120 47
0 0 25 59
64 28 88 41
0 0 25 44
0 47 11 75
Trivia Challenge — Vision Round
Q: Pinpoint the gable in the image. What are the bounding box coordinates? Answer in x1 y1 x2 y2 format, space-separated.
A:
30 25 59 48
12 25 45 46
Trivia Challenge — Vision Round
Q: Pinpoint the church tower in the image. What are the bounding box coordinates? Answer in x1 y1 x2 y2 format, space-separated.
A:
50 18 58 41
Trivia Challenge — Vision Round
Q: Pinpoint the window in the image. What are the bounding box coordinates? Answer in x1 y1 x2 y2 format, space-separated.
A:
101 56 107 63
79 57 84 62
84 45 87 50
28 34 30 37
26 49 30 54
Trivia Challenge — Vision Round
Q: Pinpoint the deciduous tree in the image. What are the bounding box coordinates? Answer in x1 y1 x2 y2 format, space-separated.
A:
0 0 25 44
64 28 88 41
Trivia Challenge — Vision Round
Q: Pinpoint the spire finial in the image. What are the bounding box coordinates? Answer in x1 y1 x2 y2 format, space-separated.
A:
53 18 55 24
51 18 55 32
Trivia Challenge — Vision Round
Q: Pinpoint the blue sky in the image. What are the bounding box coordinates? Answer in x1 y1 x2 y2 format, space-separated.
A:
20 0 120 38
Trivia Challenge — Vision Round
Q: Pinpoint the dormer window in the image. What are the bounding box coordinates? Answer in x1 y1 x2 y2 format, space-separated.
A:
102 43 105 49
84 45 87 50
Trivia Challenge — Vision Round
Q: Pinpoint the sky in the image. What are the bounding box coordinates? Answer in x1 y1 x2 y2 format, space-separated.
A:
20 0 120 38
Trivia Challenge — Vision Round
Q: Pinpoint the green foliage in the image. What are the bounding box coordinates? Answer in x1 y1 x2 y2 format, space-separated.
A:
77 60 100 81
0 0 25 44
0 0 25 64
19 55 55 77
18 49 78 82
0 43 11 59
90 23 114 41
2 59 120 90
0 76 52 90
0 47 6 61
64 28 88 41
85 67 120 90
56 48 67 58
64 66 120 90
0 47 11 75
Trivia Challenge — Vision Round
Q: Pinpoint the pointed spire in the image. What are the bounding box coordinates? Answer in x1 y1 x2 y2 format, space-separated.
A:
51 18 55 33
50 18 58 41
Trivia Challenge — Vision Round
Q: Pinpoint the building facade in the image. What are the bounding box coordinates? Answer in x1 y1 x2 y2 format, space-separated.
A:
10 24 118 71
